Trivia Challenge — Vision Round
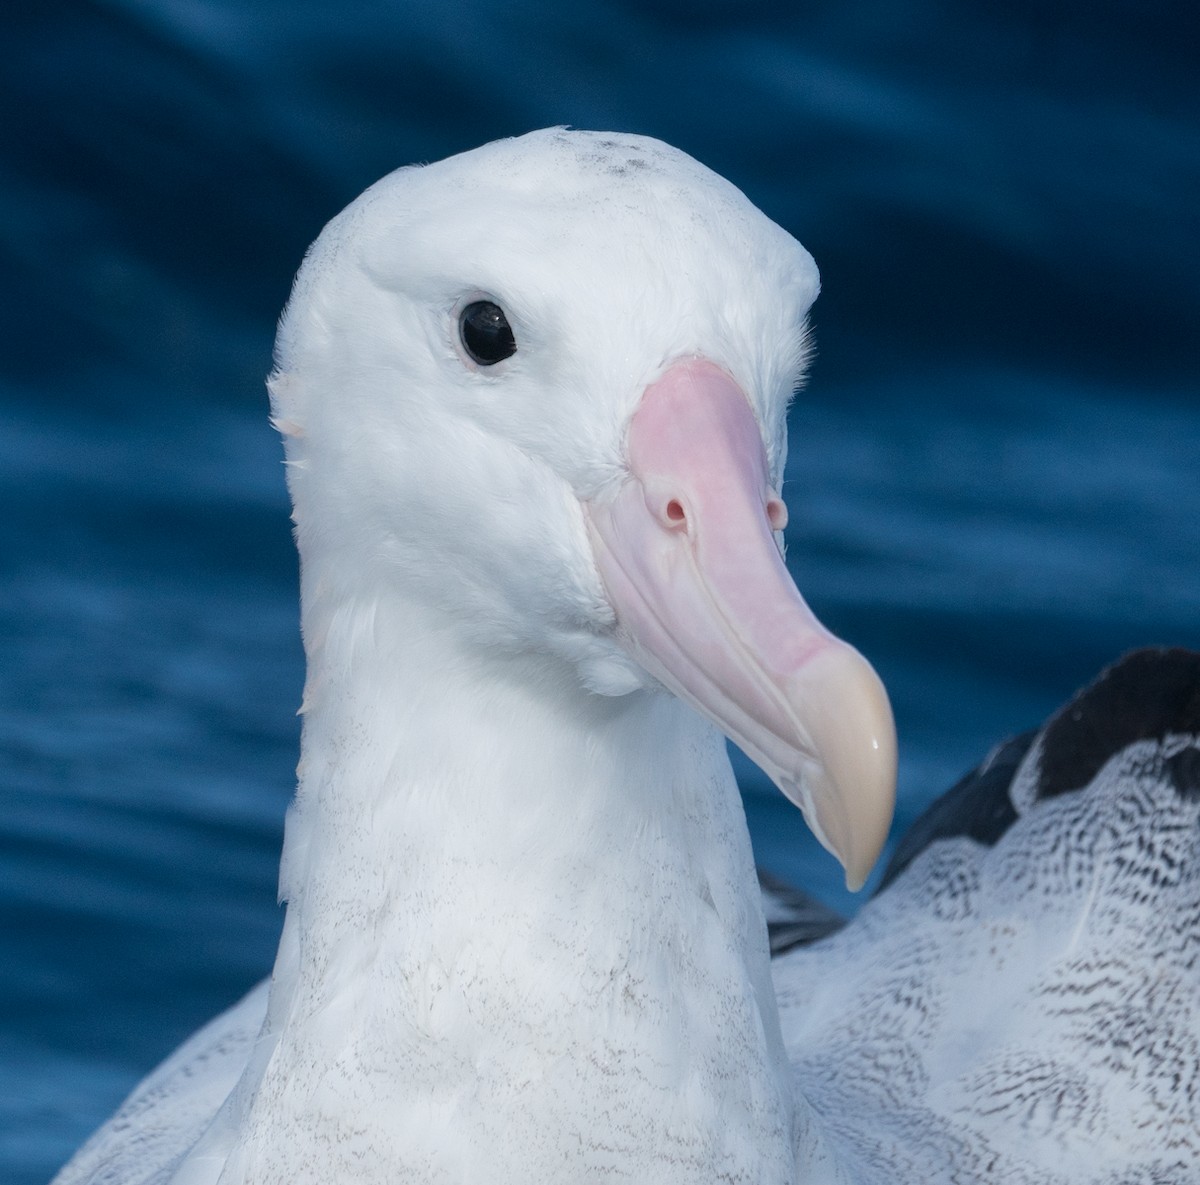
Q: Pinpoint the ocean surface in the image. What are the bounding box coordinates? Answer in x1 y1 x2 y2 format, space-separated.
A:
2 1 1197 1180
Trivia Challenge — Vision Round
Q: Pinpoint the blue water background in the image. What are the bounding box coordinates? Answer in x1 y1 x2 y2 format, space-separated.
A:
2 1 1197 1179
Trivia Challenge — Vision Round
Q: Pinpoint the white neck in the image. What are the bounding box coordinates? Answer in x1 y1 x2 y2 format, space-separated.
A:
210 587 799 1184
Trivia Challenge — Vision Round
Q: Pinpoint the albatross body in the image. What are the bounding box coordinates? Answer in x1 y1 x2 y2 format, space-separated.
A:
53 130 1200 1185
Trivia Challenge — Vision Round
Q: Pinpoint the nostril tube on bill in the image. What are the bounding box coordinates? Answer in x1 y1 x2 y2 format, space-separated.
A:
645 482 691 531
766 498 788 531
639 478 690 532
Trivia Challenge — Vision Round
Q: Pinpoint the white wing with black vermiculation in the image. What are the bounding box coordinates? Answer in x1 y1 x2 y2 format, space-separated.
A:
774 648 1200 1184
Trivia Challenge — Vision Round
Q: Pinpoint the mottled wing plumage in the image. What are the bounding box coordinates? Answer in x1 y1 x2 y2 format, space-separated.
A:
775 648 1200 1183
1033 647 1200 803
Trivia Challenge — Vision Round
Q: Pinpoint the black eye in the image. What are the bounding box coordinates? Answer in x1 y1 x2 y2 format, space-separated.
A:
459 300 516 366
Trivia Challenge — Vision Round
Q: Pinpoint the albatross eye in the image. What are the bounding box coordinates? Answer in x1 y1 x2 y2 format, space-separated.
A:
459 300 517 366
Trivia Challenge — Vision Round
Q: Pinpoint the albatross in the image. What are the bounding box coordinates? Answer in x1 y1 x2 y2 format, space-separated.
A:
53 129 1200 1185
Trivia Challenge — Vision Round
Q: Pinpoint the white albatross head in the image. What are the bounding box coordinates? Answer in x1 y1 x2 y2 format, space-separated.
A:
268 127 896 888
